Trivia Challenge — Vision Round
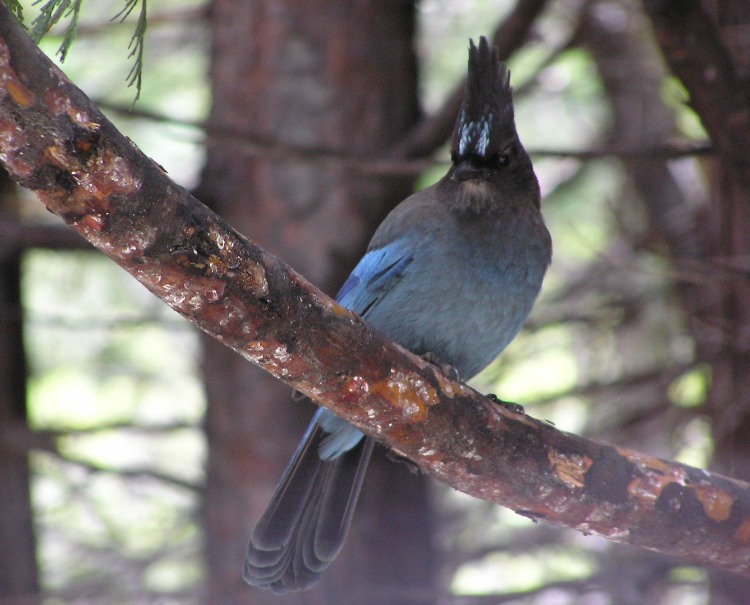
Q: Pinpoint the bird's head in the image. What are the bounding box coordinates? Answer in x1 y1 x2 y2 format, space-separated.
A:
445 37 539 214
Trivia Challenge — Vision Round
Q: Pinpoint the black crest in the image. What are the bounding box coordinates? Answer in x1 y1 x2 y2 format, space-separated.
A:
451 37 516 162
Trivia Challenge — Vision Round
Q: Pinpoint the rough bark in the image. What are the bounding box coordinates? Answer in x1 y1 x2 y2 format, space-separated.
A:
3 1 750 584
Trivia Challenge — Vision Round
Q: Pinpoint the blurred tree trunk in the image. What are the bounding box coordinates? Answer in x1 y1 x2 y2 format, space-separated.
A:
195 2 431 603
651 3 750 604
704 147 750 605
698 6 750 605
581 3 705 601
582 2 750 602
0 172 39 601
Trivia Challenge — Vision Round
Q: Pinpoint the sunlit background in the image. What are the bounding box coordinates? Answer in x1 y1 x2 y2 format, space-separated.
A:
6 0 719 603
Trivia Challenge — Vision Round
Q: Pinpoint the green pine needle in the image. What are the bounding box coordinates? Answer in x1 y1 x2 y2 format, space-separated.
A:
56 0 82 61
114 0 148 101
4 0 25 22
30 0 74 43
7 0 148 101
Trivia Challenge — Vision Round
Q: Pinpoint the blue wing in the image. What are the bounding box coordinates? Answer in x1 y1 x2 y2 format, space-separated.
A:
336 240 414 317
312 240 414 460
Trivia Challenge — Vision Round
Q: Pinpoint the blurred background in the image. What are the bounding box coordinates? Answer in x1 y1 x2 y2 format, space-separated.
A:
1 0 749 603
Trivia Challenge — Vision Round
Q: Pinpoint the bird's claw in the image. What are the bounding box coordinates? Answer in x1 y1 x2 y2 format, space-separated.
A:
487 393 525 415
421 352 460 381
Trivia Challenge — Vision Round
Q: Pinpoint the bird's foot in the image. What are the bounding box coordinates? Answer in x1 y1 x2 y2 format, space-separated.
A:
386 449 421 474
421 352 460 381
487 393 525 415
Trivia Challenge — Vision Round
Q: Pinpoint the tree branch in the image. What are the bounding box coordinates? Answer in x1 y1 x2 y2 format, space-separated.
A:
92 99 715 174
0 218 91 256
2 5 750 576
0 423 200 492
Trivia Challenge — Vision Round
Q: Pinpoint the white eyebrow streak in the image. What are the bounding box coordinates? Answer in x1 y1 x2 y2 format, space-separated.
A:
476 113 492 156
458 112 493 157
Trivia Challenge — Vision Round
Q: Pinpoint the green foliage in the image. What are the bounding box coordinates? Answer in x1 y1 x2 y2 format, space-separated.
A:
30 0 82 66
6 0 148 99
669 365 710 408
30 0 74 43
113 0 147 100
661 75 708 140
4 0 24 20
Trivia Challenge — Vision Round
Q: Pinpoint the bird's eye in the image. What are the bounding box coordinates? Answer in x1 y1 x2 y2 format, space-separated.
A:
495 148 512 168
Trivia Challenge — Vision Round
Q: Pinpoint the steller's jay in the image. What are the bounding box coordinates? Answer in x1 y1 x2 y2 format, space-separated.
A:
243 36 552 592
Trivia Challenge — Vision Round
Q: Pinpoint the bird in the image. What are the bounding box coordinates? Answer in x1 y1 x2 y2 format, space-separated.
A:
243 36 552 593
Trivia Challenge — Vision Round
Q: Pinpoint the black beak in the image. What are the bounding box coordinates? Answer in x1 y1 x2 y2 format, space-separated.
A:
453 161 488 182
